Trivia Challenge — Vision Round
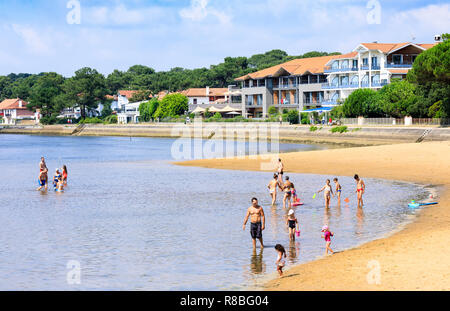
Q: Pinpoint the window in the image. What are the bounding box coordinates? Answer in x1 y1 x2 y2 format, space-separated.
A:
393 54 403 64
340 76 349 86
350 75 359 86
352 60 358 69
363 58 369 66
331 61 339 69
372 57 378 66
310 75 318 84
341 60 349 69
331 77 339 86
193 99 197 105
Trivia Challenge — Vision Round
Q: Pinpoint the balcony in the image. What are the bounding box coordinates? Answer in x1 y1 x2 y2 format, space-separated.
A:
274 83 298 89
321 82 359 89
324 66 358 73
386 63 413 68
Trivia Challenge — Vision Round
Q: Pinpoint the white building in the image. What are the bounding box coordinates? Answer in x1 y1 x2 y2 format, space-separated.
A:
0 98 37 125
322 42 436 103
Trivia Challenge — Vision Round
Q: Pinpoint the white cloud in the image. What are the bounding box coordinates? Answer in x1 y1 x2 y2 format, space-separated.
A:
12 24 50 54
180 0 232 24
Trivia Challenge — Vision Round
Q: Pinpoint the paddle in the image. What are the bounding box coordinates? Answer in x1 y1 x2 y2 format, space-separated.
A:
313 193 317 199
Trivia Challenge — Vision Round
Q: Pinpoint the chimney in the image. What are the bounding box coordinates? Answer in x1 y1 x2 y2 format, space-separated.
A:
19 100 23 108
206 86 210 96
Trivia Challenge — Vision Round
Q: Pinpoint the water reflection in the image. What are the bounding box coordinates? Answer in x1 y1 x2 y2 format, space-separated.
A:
287 240 300 264
249 248 265 274
356 207 365 235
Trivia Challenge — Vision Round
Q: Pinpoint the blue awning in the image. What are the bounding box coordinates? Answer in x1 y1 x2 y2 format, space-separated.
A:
302 107 333 113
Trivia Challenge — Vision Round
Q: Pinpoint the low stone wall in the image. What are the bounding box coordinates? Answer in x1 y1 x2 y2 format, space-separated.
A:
1 123 449 146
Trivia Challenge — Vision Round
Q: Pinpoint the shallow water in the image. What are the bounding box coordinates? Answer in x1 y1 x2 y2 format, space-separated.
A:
0 135 429 290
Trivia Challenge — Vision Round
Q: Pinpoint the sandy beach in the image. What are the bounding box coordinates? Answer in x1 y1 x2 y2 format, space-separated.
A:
177 141 450 290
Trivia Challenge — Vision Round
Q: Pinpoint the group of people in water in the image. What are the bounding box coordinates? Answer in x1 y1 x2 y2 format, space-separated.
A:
36 157 68 192
243 158 366 276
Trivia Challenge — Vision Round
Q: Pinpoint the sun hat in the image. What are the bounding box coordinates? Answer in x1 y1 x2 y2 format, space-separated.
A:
322 225 329 231
288 209 294 216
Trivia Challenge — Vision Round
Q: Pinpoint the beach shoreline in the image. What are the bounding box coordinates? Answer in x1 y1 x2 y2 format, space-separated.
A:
176 141 450 290
1 123 449 147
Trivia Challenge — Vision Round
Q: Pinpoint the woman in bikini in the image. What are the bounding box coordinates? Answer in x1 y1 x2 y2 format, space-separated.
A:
354 174 366 208
318 179 334 209
282 177 294 209
268 173 281 206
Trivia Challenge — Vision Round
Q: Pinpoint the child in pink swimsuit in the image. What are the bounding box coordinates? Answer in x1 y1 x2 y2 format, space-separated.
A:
321 225 334 255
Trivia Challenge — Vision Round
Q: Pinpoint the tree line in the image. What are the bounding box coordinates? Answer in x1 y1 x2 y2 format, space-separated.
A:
0 49 340 124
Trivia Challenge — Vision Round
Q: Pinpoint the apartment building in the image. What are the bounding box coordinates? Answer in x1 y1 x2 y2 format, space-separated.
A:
322 42 436 103
235 42 435 118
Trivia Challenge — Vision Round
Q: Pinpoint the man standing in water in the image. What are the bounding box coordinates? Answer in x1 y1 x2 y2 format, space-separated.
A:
243 198 265 249
354 174 366 208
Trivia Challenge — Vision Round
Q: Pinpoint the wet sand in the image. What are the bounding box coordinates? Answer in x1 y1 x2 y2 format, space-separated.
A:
177 141 450 290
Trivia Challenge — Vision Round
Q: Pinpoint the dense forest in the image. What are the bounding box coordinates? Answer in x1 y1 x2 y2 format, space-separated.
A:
0 49 341 102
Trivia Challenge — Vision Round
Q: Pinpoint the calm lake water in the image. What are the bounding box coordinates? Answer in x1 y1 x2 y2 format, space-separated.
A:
0 134 429 290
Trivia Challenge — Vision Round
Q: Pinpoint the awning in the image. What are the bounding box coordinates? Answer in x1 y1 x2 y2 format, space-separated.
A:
191 106 206 114
226 111 241 115
220 105 242 112
302 107 333 113
208 106 224 113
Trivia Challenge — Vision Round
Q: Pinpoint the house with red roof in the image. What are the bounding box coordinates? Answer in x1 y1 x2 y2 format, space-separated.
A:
235 41 436 118
0 98 37 125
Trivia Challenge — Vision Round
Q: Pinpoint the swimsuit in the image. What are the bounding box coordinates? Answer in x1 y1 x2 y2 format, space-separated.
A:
288 219 296 229
38 179 46 186
250 222 262 239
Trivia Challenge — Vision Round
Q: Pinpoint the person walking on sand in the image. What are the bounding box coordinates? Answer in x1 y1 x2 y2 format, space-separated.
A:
354 174 366 208
268 173 282 205
321 225 334 255
282 176 294 209
333 178 342 205
317 179 334 209
243 198 265 249
275 244 286 276
286 209 299 241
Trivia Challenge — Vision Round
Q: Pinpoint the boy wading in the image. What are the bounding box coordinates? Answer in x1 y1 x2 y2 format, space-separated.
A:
243 198 265 249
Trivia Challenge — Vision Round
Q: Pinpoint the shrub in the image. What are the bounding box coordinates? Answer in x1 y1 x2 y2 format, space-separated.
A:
268 106 278 116
286 110 299 124
78 117 103 124
103 115 118 124
300 113 309 124
40 115 58 125
330 125 348 133
310 126 318 132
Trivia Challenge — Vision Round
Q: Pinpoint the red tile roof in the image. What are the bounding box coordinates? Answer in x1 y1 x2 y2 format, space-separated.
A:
182 88 228 97
0 98 29 110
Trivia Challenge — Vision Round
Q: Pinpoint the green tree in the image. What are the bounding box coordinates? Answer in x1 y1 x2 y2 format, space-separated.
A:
147 98 159 119
154 94 188 119
139 101 151 122
268 106 278 116
286 110 299 124
376 80 419 118
62 67 108 119
29 72 65 119
341 88 379 117
407 39 450 118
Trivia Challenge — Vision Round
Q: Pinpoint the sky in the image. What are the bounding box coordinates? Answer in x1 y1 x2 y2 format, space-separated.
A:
0 0 448 77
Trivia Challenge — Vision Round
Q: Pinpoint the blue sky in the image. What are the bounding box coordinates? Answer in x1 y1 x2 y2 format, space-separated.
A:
0 0 448 76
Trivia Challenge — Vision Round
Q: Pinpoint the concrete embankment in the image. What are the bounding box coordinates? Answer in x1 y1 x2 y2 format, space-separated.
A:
1 123 449 145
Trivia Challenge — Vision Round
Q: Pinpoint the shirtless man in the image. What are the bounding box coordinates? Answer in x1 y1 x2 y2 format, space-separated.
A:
268 174 282 205
282 176 294 209
277 159 284 182
243 198 265 249
354 174 366 208
39 157 47 172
